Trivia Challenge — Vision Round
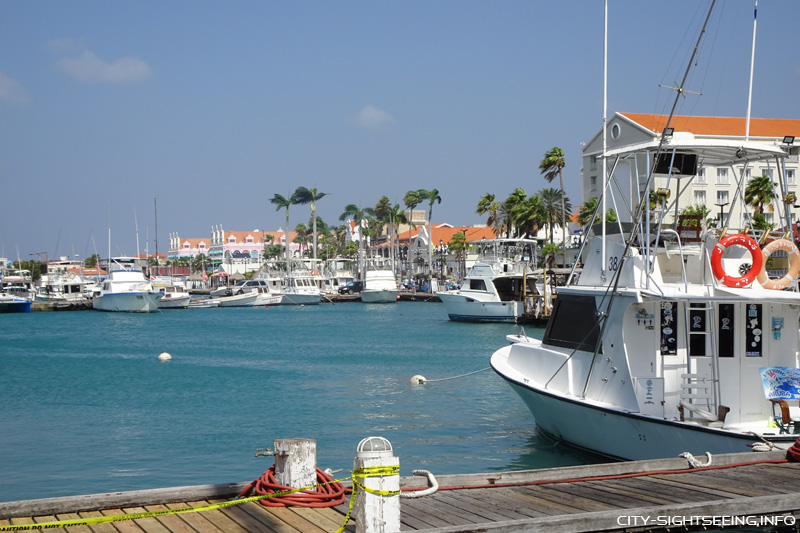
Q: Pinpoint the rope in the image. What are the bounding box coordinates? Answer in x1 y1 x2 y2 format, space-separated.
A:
787 439 800 463
421 367 491 383
679 451 713 468
238 465 345 507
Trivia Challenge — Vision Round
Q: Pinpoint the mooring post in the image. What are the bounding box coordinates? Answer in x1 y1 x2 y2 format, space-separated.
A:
274 438 317 490
353 436 400 533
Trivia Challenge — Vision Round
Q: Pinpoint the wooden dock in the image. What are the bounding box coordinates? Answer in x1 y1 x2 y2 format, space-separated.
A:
2 451 799 532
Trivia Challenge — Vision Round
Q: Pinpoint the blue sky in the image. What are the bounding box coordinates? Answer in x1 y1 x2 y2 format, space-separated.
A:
1 1 799 260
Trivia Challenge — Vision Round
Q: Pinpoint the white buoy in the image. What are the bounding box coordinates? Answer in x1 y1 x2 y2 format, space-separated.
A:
410 375 426 384
158 351 172 361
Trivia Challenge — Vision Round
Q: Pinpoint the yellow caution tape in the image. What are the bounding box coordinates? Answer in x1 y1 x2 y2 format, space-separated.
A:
0 467 404 532
0 476 353 531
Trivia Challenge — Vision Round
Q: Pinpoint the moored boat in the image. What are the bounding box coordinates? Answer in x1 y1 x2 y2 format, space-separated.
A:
360 265 399 303
92 258 163 313
0 292 32 313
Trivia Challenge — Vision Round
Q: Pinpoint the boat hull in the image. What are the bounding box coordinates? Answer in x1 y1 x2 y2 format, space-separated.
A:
279 292 320 305
0 298 31 313
213 292 259 307
360 289 399 303
438 292 521 322
157 295 191 309
92 293 162 313
491 349 796 460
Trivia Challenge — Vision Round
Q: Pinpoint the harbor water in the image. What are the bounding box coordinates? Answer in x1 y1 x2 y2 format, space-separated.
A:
0 301 603 503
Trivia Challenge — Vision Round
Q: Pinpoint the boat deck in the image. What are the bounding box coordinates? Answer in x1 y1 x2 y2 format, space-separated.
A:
2 451 799 532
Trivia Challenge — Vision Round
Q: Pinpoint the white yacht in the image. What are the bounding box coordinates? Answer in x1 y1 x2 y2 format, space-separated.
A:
213 279 281 306
360 266 399 303
281 274 321 305
437 239 542 322
92 258 163 313
152 278 191 309
492 132 800 460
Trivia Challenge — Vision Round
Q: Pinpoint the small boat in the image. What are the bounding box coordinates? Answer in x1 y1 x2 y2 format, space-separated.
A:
0 292 31 313
188 298 220 308
360 265 399 303
92 258 163 313
437 239 540 322
0 269 35 301
213 279 281 306
212 289 259 307
155 284 191 309
280 273 321 305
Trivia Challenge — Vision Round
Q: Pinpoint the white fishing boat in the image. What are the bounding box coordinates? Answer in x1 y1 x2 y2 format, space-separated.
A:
360 264 399 303
493 133 800 462
212 279 281 306
437 239 542 322
188 298 219 308
280 273 321 305
35 270 92 303
1 269 35 301
92 258 163 313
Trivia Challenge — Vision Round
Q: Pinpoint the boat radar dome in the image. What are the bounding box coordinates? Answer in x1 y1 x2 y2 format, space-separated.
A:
158 351 172 362
410 375 426 384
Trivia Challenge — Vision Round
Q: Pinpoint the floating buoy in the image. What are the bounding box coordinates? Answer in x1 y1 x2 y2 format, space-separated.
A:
158 351 172 362
410 375 426 384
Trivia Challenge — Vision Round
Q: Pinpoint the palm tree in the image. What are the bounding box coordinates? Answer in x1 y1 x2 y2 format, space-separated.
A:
476 193 503 236
291 187 328 261
744 174 777 217
418 188 442 284
340 204 366 281
540 147 568 264
293 223 310 256
539 188 572 246
404 189 424 277
504 188 528 237
510 193 546 238
270 193 292 272
388 203 408 278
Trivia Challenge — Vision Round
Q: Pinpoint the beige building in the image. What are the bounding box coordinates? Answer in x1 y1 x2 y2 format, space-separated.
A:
582 113 800 229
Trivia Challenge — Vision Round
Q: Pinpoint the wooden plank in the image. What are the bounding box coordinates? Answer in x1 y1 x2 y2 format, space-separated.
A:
631 474 745 500
429 490 537 522
291 507 352 533
32 514 67 532
119 507 170 533
216 503 282 533
584 479 676 506
394 499 454 529
164 502 222 533
141 504 197 533
399 495 493 526
257 506 329 533
523 485 619 512
184 500 249 533
98 509 144 533
411 491 800 533
54 512 94 533
457 488 548 519
491 486 583 516
76 510 118 533
236 502 299 533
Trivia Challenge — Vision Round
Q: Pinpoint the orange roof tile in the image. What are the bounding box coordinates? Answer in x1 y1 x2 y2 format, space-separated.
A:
620 113 800 138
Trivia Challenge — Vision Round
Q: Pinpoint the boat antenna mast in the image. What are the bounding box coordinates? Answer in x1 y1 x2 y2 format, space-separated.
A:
582 0 716 399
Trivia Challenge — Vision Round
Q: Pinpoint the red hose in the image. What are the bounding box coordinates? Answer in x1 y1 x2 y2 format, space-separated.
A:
787 440 800 463
239 466 345 507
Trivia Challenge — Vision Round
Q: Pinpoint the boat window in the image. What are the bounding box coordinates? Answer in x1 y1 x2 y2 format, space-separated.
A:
542 294 600 351
469 279 487 291
718 304 735 357
745 304 763 357
688 303 707 357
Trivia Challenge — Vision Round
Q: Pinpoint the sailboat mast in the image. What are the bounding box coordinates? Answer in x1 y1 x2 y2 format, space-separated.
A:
745 0 758 140
601 0 608 273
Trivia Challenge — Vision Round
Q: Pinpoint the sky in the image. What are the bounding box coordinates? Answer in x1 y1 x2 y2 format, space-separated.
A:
1 1 799 261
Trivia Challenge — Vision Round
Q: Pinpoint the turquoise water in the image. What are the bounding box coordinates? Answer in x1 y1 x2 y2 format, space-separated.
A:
0 302 602 503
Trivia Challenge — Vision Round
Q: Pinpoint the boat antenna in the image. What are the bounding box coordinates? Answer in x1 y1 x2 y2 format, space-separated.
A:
745 0 758 140
582 0 717 399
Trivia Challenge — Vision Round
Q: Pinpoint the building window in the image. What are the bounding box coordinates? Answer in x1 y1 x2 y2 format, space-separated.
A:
693 190 706 205
743 167 752 183
228 236 236 243
716 190 729 205
716 168 729 185
590 156 598 171
788 169 796 186
696 167 706 184
611 123 621 140
246 236 253 243
199 243 205 249
183 243 189 249
762 168 774 179
590 176 597 192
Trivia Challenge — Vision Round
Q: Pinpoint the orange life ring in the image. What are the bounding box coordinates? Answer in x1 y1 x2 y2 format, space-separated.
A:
710 234 763 288
756 239 800 290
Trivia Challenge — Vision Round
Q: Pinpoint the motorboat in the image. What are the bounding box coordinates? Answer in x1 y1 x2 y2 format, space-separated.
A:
0 292 31 313
437 239 542 322
34 270 92 303
212 279 281 306
153 279 191 309
92 258 163 313
1 269 35 301
360 266 399 303
491 131 800 460
188 298 220 308
211 287 259 307
280 273 321 305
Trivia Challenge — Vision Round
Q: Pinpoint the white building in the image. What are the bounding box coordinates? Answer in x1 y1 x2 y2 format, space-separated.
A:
582 113 800 229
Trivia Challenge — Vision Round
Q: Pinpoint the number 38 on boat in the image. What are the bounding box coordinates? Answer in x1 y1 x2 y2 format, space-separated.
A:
492 129 800 461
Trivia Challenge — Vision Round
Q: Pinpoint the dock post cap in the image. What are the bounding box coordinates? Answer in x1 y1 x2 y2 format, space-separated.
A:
356 436 393 459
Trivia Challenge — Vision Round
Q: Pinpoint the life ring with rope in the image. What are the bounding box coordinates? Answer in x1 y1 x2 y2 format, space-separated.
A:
755 238 800 290
710 234 763 288
68 272 76 280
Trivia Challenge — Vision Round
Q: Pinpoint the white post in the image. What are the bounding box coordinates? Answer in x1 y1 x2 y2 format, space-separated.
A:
273 438 317 490
354 437 400 533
